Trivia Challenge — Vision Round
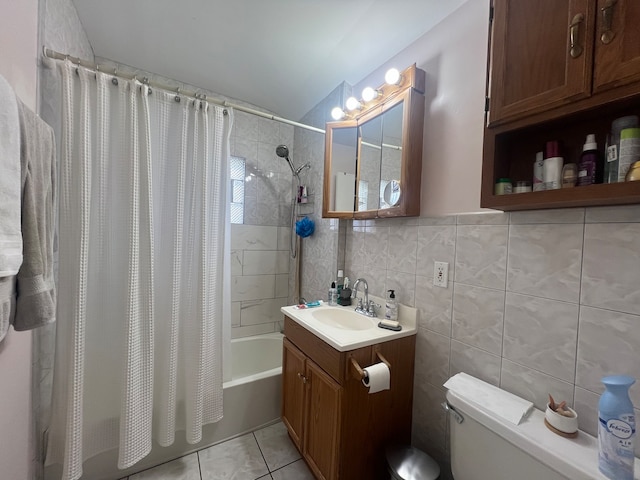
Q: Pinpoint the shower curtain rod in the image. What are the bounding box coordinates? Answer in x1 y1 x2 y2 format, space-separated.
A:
43 47 326 135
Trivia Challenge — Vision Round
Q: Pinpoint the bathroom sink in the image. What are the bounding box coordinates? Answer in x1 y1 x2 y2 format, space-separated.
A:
310 308 375 331
281 297 417 351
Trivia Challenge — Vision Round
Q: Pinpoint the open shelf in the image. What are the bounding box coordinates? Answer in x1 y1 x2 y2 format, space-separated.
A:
482 182 640 211
481 92 640 211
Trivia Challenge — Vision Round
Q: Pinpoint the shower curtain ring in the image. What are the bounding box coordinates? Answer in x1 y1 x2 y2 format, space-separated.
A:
175 88 181 102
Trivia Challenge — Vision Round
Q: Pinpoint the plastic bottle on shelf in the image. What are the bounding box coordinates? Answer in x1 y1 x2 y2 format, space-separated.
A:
605 116 639 183
618 128 640 182
577 134 603 186
533 151 545 191
543 141 563 190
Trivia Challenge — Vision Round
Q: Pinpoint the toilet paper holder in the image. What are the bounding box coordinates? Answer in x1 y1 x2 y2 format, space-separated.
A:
350 351 391 381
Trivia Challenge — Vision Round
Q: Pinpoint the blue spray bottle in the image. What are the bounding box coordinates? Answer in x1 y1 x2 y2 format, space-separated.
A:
598 375 636 480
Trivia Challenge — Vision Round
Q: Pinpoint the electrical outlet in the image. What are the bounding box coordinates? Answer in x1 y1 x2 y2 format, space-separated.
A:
433 261 449 288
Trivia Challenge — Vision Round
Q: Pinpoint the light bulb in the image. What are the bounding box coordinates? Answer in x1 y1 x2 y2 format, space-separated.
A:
331 107 345 120
361 87 378 102
345 96 361 111
385 68 401 86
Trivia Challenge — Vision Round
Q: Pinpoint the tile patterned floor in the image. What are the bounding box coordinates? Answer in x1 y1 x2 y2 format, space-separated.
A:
122 422 314 480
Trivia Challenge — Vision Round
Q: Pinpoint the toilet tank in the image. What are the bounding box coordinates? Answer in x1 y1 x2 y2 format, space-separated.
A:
446 389 640 480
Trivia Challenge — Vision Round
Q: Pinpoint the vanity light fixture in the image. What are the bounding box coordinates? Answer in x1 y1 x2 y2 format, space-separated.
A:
384 68 402 86
329 64 416 121
331 106 346 120
361 86 380 102
345 96 362 112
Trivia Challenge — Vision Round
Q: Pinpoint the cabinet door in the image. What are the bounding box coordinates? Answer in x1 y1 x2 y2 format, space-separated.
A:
488 0 595 125
281 338 307 451
593 0 640 92
304 360 342 480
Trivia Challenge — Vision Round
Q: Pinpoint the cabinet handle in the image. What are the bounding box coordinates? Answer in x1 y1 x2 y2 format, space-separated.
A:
601 0 618 44
297 372 307 384
569 13 585 59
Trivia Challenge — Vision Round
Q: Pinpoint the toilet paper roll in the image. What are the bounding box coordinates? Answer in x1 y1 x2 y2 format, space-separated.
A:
362 362 390 394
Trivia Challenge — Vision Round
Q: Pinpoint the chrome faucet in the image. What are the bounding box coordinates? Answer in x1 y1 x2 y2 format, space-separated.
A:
352 278 379 317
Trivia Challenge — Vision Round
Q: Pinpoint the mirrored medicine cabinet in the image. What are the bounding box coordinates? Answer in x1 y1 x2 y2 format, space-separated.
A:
322 64 426 219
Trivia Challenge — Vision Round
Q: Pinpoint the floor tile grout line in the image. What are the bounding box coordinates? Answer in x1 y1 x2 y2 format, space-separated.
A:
252 431 272 474
196 450 203 480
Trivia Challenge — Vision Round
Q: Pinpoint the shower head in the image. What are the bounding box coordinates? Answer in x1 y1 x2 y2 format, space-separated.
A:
276 144 297 175
276 145 290 159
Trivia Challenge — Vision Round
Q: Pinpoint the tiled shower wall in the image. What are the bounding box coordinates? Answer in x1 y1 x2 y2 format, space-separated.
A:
343 205 640 475
228 112 299 338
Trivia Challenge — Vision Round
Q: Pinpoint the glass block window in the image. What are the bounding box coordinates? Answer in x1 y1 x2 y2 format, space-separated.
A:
230 156 245 224
358 180 368 211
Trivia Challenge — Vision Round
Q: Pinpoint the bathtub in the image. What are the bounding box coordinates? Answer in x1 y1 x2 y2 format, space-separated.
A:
56 333 284 480
226 332 284 387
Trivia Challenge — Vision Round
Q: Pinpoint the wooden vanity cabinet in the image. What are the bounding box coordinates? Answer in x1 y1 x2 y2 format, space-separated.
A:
482 0 640 211
281 316 416 480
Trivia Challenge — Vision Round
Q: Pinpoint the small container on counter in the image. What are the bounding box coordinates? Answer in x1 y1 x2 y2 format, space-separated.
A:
562 163 578 188
495 178 512 195
513 180 532 193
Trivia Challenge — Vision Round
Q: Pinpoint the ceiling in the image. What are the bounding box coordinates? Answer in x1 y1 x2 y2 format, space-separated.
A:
72 0 468 121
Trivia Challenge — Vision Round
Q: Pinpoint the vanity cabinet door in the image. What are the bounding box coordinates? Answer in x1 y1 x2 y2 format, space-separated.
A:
304 359 342 480
282 338 307 451
488 0 595 126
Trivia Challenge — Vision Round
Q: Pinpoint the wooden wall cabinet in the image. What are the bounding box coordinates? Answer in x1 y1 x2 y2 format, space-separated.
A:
281 317 416 480
482 0 640 211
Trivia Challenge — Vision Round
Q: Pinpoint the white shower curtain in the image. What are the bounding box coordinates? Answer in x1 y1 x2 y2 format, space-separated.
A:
45 60 232 480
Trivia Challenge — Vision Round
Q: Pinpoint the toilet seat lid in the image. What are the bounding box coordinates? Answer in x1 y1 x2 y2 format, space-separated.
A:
386 445 440 480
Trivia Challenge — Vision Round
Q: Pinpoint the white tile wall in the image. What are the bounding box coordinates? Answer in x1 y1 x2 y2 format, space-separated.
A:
230 227 292 335
343 206 640 469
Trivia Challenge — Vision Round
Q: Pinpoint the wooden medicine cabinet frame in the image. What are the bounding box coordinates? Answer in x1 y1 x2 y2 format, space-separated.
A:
322 64 426 219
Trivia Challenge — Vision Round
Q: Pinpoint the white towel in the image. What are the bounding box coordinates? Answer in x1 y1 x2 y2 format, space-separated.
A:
12 101 57 333
444 372 534 425
0 74 22 276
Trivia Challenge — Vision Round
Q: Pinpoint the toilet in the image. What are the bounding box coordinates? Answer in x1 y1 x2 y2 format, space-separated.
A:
389 378 640 480
446 386 640 479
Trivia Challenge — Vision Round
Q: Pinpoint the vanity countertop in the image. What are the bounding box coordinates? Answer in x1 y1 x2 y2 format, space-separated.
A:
281 295 417 352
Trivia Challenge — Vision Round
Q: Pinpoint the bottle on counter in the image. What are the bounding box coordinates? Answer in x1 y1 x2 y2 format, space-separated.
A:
577 134 603 186
385 290 398 321
598 375 636 480
328 281 338 306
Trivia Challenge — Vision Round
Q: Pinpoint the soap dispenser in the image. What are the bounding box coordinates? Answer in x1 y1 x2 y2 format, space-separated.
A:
328 281 338 306
385 290 398 321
